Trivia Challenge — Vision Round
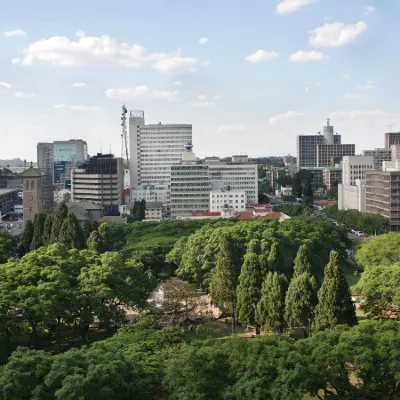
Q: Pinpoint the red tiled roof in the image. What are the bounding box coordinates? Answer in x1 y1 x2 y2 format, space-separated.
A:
236 211 253 220
248 203 272 208
314 201 337 207
266 211 283 218
253 208 269 213
191 211 221 216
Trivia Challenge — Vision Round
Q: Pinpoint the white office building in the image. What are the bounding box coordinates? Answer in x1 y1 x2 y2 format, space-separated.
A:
206 155 258 204
131 184 170 206
362 148 392 170
210 188 246 212
129 110 192 189
338 155 373 212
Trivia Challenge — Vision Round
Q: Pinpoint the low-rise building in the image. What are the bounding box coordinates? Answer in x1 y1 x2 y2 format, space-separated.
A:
209 187 246 212
323 167 342 191
54 189 71 203
131 184 169 206
338 180 366 212
66 201 104 225
145 202 163 221
0 188 19 221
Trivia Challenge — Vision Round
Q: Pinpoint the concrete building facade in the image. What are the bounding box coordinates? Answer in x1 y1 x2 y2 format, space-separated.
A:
362 148 392 170
384 132 400 148
338 180 366 212
317 144 355 167
342 155 374 186
145 202 163 221
209 188 246 212
391 144 400 161
71 153 124 215
131 184 169 206
323 167 342 191
128 110 192 189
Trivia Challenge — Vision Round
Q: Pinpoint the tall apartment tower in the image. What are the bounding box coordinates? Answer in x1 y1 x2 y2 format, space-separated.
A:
297 119 355 168
384 132 400 148
37 140 88 187
362 148 392 169
129 110 192 189
71 153 124 215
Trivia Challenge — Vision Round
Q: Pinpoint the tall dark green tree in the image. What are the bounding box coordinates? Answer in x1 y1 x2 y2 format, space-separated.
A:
30 213 47 251
285 272 318 337
313 250 357 331
86 223 111 254
49 202 68 243
210 233 241 333
237 240 263 329
42 214 53 246
0 230 16 263
130 200 146 222
58 213 84 249
293 174 302 198
255 272 288 333
83 218 99 241
19 219 34 256
293 243 313 278
87 229 102 253
268 242 282 272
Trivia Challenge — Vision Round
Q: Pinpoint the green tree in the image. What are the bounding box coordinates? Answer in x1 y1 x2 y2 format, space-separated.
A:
313 250 357 331
30 213 47 250
83 218 99 241
59 212 84 249
293 243 313 278
237 240 263 329
354 232 400 268
357 213 389 235
19 219 34 256
327 180 339 200
210 233 241 333
0 230 16 264
285 272 318 337
50 201 69 243
293 174 302 198
86 223 113 254
267 242 282 272
43 213 53 246
256 272 288 333
129 200 146 222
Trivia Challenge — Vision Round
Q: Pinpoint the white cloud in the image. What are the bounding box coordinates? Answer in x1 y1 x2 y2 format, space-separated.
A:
330 110 389 119
343 73 350 79
192 93 226 107
269 110 304 124
105 86 179 102
309 21 368 48
53 104 100 111
14 92 36 98
245 50 279 63
324 16 332 21
364 5 376 15
173 81 182 86
12 32 197 74
72 82 88 88
289 50 328 62
276 0 318 14
344 93 361 99
217 124 247 133
198 37 210 45
0 82 11 91
203 60 211 66
357 80 375 90
4 29 27 37
305 86 309 92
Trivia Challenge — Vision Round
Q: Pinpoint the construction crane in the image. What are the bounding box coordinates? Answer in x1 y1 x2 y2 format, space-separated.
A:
121 105 129 168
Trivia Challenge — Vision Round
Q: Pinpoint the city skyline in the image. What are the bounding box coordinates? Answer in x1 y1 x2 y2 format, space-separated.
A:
1 0 399 161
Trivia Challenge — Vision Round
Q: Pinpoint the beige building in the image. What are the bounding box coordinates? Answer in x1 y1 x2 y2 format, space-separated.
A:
21 166 53 222
145 202 163 221
71 154 124 215
362 148 391 170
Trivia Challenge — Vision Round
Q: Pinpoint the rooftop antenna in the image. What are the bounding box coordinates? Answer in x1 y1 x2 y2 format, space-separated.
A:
121 105 129 168
327 118 330 126
388 125 395 133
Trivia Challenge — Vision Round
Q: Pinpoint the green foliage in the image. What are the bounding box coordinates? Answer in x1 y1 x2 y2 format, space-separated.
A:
58 212 84 249
327 180 339 200
256 272 288 333
30 213 47 251
0 230 16 264
313 251 357 331
49 201 69 243
19 219 34 256
258 182 270 203
355 264 400 319
237 240 263 327
293 243 313 278
83 218 99 241
43 214 53 246
355 232 400 268
273 203 304 217
129 199 146 222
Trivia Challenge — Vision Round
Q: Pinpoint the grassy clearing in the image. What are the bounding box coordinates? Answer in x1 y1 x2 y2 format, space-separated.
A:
184 323 230 341
341 263 360 290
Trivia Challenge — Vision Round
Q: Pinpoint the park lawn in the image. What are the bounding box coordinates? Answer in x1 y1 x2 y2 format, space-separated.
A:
184 323 233 341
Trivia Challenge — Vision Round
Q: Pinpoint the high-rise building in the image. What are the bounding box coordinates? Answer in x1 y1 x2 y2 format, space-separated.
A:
391 144 400 161
128 110 192 189
362 148 392 170
21 166 53 221
37 140 88 187
365 161 400 232
170 145 210 218
297 119 355 168
323 167 342 191
384 132 400 148
71 153 124 215
342 156 374 186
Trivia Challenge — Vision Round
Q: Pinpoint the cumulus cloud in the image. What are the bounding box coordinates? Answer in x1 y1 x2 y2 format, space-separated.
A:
364 5 375 15
173 81 182 86
105 86 179 102
344 93 361 99
289 50 328 62
14 92 36 98
4 29 27 37
217 124 247 133
305 86 310 92
53 104 100 111
0 82 11 91
343 73 350 79
72 82 88 88
198 37 210 45
203 60 211 66
269 110 304 124
309 21 367 48
192 93 226 107
276 0 318 14
357 80 375 90
11 31 197 74
245 50 279 63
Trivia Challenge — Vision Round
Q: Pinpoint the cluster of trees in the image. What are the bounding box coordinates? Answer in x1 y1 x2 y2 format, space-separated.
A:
258 182 270 203
0 244 155 362
1 319 398 399
323 204 389 234
273 202 313 217
293 169 314 198
128 199 146 222
354 233 400 319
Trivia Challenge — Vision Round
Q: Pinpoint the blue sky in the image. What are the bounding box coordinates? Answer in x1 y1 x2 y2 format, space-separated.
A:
0 0 398 161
